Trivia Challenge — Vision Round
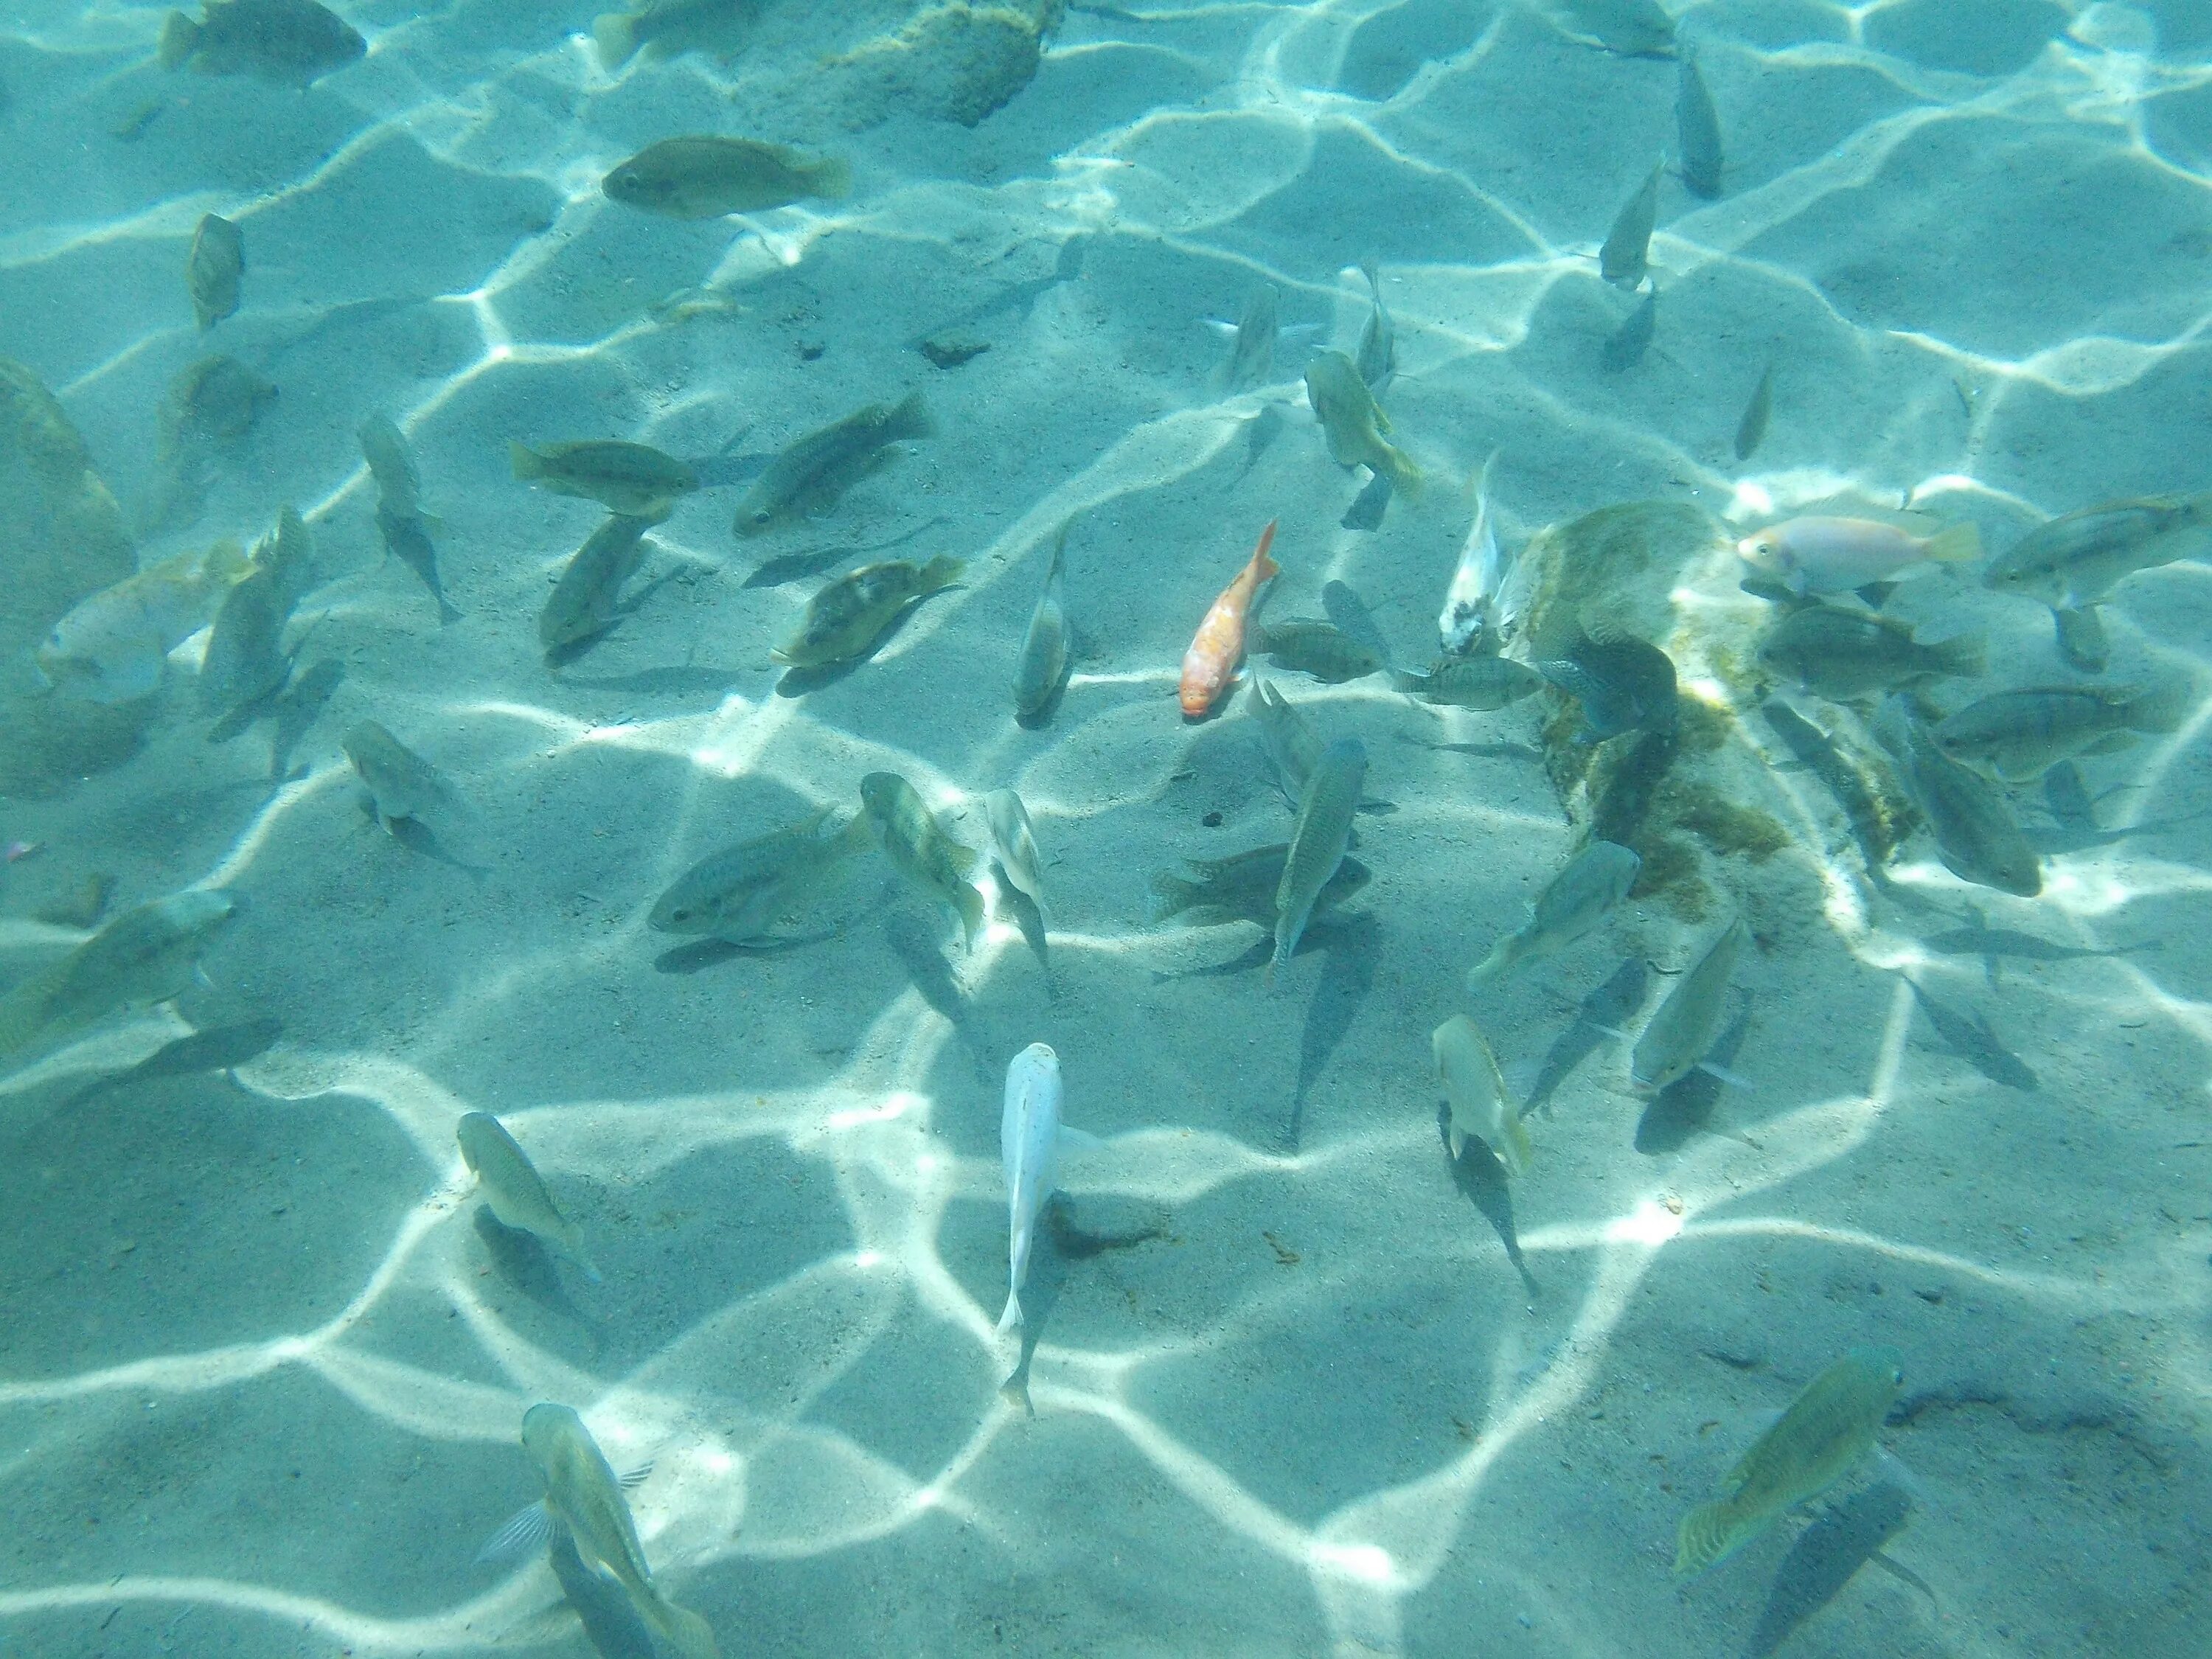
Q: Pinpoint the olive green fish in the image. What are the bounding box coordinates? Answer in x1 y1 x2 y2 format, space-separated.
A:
1393 655 1544 710
1270 737 1366 981
198 541 294 718
1761 605 1982 700
512 439 698 518
1879 698 2041 897
520 1405 720 1659
1468 839 1639 985
1674 1347 1904 1578
1304 349 1420 495
159 0 366 84
457 1111 602 1281
647 808 871 944
592 0 753 68
358 412 421 515
1012 521 1071 722
859 771 985 947
734 394 933 537
1983 493 2212 608
1150 845 1370 928
0 889 242 1061
343 719 468 835
602 136 851 219
1733 362 1773 462
1247 677 1319 804
1630 917 1748 1096
773 554 963 668
540 511 662 651
1252 618 1384 684
187 213 243 330
1433 1013 1532 1174
1934 681 2193 784
375 504 461 625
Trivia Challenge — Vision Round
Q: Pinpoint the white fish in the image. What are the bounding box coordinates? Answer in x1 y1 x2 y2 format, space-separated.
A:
997 1043 1096 1334
1439 450 1506 654
35 540 250 703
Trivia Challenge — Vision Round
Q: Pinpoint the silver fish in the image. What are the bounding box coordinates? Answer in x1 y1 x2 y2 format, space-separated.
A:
1468 839 1639 984
1270 737 1365 981
981 788 1046 917
1012 521 1071 722
457 1111 602 1281
1437 450 1505 655
1982 494 2212 608
1933 682 2192 784
1599 159 1665 288
1879 698 2041 897
358 412 420 515
1631 917 1749 1096
540 512 660 651
343 720 468 835
1354 258 1394 390
1216 282 1278 394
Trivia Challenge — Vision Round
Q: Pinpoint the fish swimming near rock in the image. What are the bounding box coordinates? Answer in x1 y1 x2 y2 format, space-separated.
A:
1599 159 1665 287
187 213 243 330
1012 521 1071 723
1737 516 1979 596
1760 605 1981 700
1878 697 2042 897
1982 493 2212 608
1675 1347 1904 1578
602 136 851 219
1631 917 1749 1096
1394 655 1545 711
1180 519 1279 719
1537 626 1678 741
1433 1013 1532 1173
1468 839 1640 985
1354 258 1394 390
1438 451 1507 654
734 394 933 538
1676 46 1723 198
512 439 698 518
516 1405 720 1659
859 771 986 947
540 512 662 652
773 554 964 669
0 888 242 1062
1251 618 1383 684
159 0 366 83
35 539 252 703
1270 737 1365 981
1150 844 1369 928
649 808 870 945
457 1111 602 1282
1933 681 2193 784
998 1043 1099 1333
1303 349 1421 495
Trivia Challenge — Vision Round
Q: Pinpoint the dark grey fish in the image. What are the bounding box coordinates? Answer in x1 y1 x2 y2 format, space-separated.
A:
1734 363 1773 461
2053 604 2109 673
1600 285 1656 372
1905 978 2037 1091
1759 699 1910 877
1527 956 1649 1113
1253 619 1385 684
1599 160 1664 288
1340 469 1391 530
1675 47 1723 198
540 512 659 653
376 503 461 625
1321 581 1391 664
198 558 293 718
63 1016 283 1107
1537 629 1678 741
2024 810 2206 855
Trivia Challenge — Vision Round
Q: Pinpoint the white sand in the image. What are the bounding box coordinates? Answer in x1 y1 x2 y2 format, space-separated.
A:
2 1 2210 1655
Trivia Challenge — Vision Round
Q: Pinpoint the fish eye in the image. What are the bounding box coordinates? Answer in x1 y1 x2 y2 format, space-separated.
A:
748 509 771 526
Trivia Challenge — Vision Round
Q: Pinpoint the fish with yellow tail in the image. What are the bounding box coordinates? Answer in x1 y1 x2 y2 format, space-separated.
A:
998 1043 1099 1334
1433 1015 1531 1175
1737 515 1980 596
1180 519 1279 719
1303 349 1421 495
515 1405 720 1659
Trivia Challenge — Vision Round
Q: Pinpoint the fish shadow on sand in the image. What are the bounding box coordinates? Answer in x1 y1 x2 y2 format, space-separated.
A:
1438 1102 1537 1295
883 908 995 1083
1287 911 1379 1152
369 809 490 880
1903 976 2037 1093
472 1207 594 1331
1393 729 1543 765
1744 1482 1933 1659
548 1531 656 1659
1527 957 1648 1116
995 880 1056 997
650 933 832 975
1635 992 1754 1155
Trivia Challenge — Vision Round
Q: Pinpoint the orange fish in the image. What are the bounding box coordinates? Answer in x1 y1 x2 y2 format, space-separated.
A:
1180 519 1279 719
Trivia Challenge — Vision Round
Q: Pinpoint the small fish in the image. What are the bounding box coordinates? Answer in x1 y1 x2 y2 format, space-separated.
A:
773 554 964 669
859 771 985 947
511 439 698 518
734 394 933 537
1150 844 1369 929
1675 1347 1904 1578
1904 978 2037 1092
1394 655 1544 711
1469 839 1641 985
1675 46 1723 198
1733 363 1773 462
1599 159 1665 288
593 0 751 67
981 789 1046 917
649 809 872 945
1599 283 1657 372
358 412 422 515
198 549 294 719
1270 737 1365 981
35 539 251 703
0 888 243 1060
1737 516 1979 595
343 719 467 834
1216 282 1278 394
1354 259 1394 389
186 213 243 330
1982 493 2212 608
1251 618 1384 684
518 1405 720 1659
1934 682 2192 784
2052 603 2108 674
158 0 366 84
602 136 851 219
1548 0 1677 57
63 1017 283 1107
1438 451 1507 655
4 841 40 865
999 1043 1096 1333
1012 521 1071 722
457 1112 602 1281
1631 917 1749 1096
1303 349 1422 495
1433 1014 1533 1173
540 512 661 652
1537 627 1679 740
1246 676 1319 804
1759 698 1911 876
158 355 276 461
375 505 462 625
1877 698 2041 897
1760 605 1981 700
1180 520 1279 720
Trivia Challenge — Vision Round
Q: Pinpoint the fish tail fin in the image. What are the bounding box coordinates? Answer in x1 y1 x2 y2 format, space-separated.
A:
1251 518 1281 581
1465 446 1499 504
643 1596 720 1659
157 11 196 69
889 392 935 441
1674 1498 1746 1579
997 1290 1023 1333
1447 1122 1465 1159
1465 940 1516 987
1502 1110 1534 1176
810 155 854 199
2128 678 2196 734
1385 444 1424 500
956 883 984 948
917 553 966 593
1934 631 1985 680
1146 872 1196 922
591 12 639 67
508 442 543 481
1921 521 1980 564
437 597 463 627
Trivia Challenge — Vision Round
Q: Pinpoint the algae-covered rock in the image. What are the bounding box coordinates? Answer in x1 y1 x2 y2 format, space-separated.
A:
0 358 154 798
831 1 1065 128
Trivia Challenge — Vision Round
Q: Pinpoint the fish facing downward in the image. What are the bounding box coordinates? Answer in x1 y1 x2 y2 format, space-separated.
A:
981 789 1046 917
1630 917 1749 1096
187 212 243 330
1438 450 1506 655
1270 737 1365 981
1180 519 1279 719
1303 349 1422 495
1468 840 1640 985
859 771 986 947
457 1111 602 1282
520 1404 720 1659
1737 516 1980 596
1599 159 1665 288
998 1043 1096 1333
1012 521 1071 722
1433 1014 1532 1175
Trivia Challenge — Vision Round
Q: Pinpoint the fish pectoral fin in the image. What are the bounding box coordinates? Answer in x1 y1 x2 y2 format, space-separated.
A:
474 1500 557 1563
619 1461 654 1489
1056 1125 1105 1154
1696 1060 1751 1090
